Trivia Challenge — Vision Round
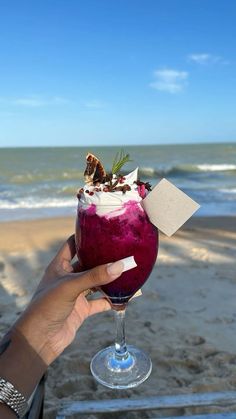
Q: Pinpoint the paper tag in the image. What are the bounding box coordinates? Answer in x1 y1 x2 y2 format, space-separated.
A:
141 178 200 237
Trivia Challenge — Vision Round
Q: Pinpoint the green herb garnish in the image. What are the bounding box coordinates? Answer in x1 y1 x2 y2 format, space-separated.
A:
111 150 132 175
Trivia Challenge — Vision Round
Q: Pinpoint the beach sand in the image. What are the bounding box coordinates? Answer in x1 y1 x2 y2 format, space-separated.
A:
0 216 236 418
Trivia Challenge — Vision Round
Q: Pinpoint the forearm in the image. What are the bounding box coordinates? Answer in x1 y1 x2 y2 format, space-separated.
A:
0 328 47 418
0 401 16 418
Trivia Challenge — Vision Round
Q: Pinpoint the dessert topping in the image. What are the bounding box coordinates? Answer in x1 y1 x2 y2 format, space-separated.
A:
84 153 106 185
77 151 153 202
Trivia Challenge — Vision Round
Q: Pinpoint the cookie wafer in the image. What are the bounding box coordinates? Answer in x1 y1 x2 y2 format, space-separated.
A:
84 153 106 184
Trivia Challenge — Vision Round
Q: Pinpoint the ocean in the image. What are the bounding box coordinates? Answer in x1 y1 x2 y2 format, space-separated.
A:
0 143 236 222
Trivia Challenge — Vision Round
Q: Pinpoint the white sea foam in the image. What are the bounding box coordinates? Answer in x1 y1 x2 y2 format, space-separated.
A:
219 188 236 194
0 197 76 209
197 164 236 172
139 167 156 176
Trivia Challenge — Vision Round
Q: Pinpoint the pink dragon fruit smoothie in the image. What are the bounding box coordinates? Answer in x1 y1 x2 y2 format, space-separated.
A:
76 200 158 304
75 153 158 306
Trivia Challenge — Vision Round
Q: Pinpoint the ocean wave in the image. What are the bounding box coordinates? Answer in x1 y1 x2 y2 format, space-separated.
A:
9 170 84 184
196 164 236 172
4 163 236 187
138 163 236 177
59 186 78 196
0 197 77 210
219 188 236 194
137 167 157 177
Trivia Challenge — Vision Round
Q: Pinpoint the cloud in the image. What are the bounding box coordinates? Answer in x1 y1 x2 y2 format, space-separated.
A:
0 96 69 108
188 53 228 65
150 69 188 93
13 98 46 107
84 100 107 109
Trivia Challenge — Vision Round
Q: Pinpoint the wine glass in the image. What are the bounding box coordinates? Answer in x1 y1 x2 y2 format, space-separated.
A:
75 200 158 389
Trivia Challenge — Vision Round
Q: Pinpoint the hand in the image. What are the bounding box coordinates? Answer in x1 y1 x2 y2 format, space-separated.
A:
0 235 125 417
14 235 124 365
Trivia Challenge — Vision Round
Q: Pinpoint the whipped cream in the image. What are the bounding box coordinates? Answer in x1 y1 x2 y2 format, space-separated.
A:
78 168 143 217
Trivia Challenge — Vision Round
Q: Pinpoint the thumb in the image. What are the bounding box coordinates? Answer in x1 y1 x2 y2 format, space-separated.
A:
60 256 137 300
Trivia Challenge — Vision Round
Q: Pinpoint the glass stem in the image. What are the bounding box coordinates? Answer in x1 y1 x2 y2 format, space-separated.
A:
114 308 129 361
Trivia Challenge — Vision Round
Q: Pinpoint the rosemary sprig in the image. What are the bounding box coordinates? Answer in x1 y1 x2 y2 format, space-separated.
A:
111 150 132 175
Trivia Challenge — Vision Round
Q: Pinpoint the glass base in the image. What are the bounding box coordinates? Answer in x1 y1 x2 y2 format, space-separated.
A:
90 344 152 389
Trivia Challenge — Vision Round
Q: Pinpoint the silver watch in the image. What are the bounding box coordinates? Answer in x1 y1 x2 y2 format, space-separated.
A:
0 378 29 418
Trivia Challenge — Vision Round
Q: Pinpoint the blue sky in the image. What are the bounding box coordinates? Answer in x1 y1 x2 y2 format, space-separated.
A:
0 0 236 147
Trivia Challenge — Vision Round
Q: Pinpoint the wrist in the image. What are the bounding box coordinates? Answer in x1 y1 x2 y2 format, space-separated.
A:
0 328 47 400
15 309 58 366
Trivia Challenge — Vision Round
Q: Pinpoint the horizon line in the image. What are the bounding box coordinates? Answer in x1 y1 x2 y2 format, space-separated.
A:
0 140 236 149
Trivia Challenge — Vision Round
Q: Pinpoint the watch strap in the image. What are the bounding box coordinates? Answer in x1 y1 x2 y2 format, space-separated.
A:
0 377 28 418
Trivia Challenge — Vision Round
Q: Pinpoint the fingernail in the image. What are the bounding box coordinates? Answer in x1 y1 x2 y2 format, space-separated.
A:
122 256 137 272
107 256 137 278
